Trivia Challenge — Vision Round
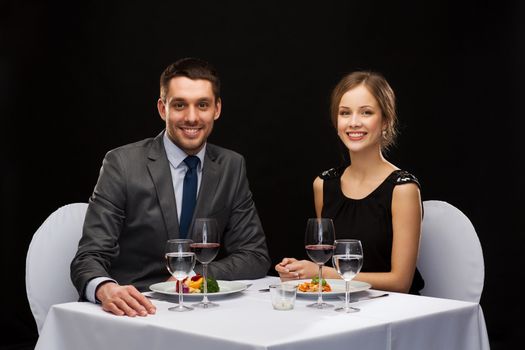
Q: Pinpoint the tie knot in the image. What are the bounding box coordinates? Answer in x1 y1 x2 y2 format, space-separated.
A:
184 155 200 170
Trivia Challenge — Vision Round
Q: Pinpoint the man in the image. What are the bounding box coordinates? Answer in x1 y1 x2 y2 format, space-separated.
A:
71 57 271 317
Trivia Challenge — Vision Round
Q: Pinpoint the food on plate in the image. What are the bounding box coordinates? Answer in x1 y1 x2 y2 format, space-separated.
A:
298 277 332 292
175 274 220 293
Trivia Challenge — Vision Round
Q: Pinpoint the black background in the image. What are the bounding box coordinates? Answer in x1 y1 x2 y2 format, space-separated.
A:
1 1 523 349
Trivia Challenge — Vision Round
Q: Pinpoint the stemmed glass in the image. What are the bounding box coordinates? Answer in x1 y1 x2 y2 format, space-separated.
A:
165 239 196 312
304 218 335 309
332 239 363 313
190 218 220 308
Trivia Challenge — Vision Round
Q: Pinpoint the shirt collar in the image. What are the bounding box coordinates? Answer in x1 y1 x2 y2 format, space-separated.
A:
163 131 206 169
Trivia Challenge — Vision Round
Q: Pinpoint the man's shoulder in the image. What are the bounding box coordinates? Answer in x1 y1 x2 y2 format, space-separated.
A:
206 143 244 162
106 136 159 158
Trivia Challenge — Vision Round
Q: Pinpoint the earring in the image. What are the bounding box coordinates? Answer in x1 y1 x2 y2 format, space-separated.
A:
382 130 387 138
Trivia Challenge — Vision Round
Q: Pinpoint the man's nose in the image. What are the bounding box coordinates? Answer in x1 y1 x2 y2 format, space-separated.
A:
185 106 198 123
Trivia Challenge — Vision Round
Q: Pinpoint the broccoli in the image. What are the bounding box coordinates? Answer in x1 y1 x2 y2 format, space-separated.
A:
200 277 220 293
311 276 327 286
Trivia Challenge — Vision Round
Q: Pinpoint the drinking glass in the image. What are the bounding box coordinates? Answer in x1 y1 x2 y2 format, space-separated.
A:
165 239 196 312
304 218 335 309
190 218 220 308
332 239 363 312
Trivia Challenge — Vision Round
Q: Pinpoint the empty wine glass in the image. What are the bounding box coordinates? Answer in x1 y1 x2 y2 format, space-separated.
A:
304 218 335 309
165 239 196 312
332 239 363 312
190 218 220 308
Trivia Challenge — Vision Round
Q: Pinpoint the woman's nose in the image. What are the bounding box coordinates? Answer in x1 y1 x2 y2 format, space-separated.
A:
349 113 362 127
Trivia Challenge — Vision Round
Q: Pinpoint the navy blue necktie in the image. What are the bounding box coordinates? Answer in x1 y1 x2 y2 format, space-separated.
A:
179 156 200 238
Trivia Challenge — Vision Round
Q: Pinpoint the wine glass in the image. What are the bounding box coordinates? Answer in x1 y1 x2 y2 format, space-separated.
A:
165 239 196 312
190 218 220 308
332 239 363 313
304 218 335 309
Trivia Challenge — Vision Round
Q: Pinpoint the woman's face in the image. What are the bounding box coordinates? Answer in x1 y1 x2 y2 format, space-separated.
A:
337 84 384 153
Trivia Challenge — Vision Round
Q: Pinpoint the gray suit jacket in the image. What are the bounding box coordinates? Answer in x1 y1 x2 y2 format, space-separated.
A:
71 132 270 297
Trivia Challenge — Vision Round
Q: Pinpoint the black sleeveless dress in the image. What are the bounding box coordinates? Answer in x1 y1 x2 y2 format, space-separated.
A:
320 167 425 294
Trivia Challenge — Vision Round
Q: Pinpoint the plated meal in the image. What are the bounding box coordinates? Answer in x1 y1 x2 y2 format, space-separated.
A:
176 274 220 293
298 277 332 292
285 278 372 297
149 279 248 297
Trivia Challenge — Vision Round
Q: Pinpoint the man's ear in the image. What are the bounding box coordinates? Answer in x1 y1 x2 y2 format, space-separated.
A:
157 98 167 120
214 98 222 120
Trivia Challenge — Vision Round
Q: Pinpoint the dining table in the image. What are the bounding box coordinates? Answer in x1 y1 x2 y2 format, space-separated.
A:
35 276 489 350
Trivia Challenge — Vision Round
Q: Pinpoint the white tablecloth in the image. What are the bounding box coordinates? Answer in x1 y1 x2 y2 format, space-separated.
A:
35 276 489 350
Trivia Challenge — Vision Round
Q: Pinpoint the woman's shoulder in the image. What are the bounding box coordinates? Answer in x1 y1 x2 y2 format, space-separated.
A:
318 165 346 180
388 169 421 188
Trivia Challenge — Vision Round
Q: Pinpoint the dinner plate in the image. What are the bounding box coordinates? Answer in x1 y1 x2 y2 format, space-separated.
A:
283 279 371 297
149 280 248 297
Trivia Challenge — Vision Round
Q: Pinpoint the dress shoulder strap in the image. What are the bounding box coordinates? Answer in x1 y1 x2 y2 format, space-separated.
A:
389 170 421 188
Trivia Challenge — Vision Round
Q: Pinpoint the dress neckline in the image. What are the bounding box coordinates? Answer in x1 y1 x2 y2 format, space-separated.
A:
338 169 399 201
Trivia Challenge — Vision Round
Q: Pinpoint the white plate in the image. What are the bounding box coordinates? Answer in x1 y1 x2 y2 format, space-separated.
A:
283 279 371 297
149 280 248 297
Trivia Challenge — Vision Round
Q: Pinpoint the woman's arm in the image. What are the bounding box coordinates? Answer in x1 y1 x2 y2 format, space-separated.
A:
313 176 324 218
354 183 422 292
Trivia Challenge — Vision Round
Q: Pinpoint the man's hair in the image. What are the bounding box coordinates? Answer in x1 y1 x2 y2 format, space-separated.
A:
330 71 398 150
159 57 221 101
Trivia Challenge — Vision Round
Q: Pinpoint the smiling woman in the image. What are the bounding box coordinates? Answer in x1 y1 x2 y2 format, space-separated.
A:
275 71 425 296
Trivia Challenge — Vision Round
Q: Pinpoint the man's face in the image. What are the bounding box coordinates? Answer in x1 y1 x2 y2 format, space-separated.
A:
157 77 221 155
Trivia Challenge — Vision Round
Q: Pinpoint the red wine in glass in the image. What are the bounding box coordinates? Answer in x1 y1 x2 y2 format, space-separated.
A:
190 242 220 264
191 218 220 308
305 244 334 264
304 218 335 309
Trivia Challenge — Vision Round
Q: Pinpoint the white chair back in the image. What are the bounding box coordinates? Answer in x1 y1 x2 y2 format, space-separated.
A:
417 200 484 303
25 203 87 334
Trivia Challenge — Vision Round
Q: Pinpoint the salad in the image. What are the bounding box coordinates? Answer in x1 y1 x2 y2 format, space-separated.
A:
175 274 220 293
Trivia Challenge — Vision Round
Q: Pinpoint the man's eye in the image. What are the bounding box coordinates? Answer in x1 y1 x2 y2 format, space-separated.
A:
174 103 185 109
198 102 209 109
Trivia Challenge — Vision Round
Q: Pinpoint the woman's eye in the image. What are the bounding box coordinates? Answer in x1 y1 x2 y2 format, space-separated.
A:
362 110 373 116
339 111 350 116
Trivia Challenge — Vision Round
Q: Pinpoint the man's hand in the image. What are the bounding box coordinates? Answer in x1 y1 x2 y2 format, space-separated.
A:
95 282 156 317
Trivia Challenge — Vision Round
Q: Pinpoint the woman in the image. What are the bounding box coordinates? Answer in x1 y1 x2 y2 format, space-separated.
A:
276 71 424 294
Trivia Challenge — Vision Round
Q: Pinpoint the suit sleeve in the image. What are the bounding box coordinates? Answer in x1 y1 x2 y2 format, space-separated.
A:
197 156 271 279
70 150 126 299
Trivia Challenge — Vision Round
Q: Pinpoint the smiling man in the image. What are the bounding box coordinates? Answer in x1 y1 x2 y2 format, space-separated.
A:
71 58 270 317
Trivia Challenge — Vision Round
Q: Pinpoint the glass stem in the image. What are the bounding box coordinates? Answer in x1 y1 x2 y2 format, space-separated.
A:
202 263 209 303
317 264 323 305
178 279 183 308
345 280 350 310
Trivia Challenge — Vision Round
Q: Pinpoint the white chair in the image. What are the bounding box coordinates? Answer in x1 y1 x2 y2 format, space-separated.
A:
25 203 88 334
417 200 485 303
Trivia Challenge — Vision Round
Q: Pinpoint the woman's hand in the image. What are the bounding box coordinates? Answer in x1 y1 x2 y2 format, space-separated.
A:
275 258 319 281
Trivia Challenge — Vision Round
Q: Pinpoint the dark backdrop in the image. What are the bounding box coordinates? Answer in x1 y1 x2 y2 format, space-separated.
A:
2 1 523 349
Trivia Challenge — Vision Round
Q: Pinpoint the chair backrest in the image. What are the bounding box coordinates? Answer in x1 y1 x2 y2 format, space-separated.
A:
417 200 484 303
25 203 88 334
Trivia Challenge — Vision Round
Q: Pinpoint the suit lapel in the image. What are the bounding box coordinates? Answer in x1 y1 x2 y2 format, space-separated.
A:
147 132 180 239
193 145 221 224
